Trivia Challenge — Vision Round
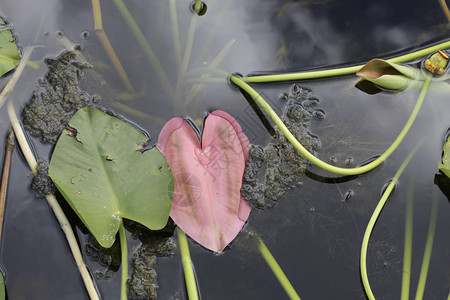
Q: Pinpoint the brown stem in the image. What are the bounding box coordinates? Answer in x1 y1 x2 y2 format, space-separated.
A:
0 127 15 245
91 0 135 93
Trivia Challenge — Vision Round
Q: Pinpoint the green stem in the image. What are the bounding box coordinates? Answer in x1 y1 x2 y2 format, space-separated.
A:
401 177 414 300
186 77 227 85
258 238 301 300
113 0 174 97
119 222 128 300
187 66 230 79
196 0 233 61
209 38 236 68
169 0 182 69
193 0 202 12
414 187 439 300
244 40 450 83
178 229 199 300
185 38 235 104
360 141 423 300
175 13 198 113
230 74 431 175
154 0 167 54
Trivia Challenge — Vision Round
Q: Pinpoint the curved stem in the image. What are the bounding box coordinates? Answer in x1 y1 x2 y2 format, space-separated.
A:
244 40 450 83
258 238 301 300
178 229 199 300
230 74 431 175
119 222 128 300
360 141 423 300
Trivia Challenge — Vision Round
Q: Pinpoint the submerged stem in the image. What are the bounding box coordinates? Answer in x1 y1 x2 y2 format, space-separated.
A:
94 28 135 93
244 40 450 83
414 187 439 300
438 0 450 22
113 0 174 97
258 238 301 300
360 141 423 300
401 177 414 300
119 222 128 300
178 229 199 300
0 128 14 245
230 74 431 175
169 0 182 69
175 13 198 113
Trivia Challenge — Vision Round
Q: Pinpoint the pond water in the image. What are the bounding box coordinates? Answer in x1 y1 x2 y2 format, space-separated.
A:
0 0 449 299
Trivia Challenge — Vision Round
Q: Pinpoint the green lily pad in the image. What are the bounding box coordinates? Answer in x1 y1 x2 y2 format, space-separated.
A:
49 107 173 248
439 135 450 178
0 17 20 77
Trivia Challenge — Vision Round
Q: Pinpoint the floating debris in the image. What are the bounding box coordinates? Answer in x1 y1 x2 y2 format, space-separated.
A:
22 51 95 143
85 219 177 299
241 84 323 209
127 220 177 300
85 234 121 280
30 160 56 198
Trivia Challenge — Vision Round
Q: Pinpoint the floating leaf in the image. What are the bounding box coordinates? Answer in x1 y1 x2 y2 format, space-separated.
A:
49 107 173 248
355 59 426 94
158 111 251 252
439 135 450 178
0 17 20 77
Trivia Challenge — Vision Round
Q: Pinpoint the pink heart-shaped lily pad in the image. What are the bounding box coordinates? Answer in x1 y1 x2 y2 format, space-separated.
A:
157 110 251 252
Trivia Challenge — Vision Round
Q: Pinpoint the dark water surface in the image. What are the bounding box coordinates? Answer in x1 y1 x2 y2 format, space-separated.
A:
0 0 449 299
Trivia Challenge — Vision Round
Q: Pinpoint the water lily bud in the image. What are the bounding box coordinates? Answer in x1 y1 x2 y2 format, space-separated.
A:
355 59 425 94
424 50 448 75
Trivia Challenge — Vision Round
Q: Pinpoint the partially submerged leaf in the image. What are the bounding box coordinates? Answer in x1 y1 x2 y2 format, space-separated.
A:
434 173 450 202
356 59 426 94
439 135 450 178
49 107 173 248
0 17 20 77
158 111 251 252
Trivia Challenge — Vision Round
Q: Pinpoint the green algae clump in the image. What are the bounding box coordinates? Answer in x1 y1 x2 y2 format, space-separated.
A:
22 51 95 143
241 84 323 209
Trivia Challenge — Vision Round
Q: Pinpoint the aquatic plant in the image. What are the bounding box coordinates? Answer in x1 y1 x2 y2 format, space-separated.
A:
1 1 449 299
157 110 251 253
439 135 450 178
22 51 95 143
48 106 174 300
5 50 99 299
355 59 427 93
0 16 20 78
241 85 322 209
